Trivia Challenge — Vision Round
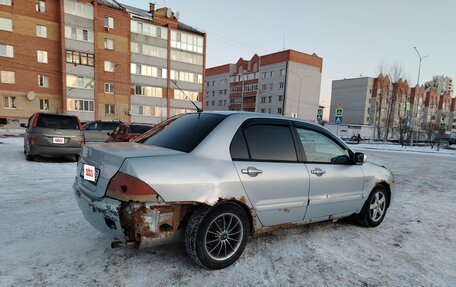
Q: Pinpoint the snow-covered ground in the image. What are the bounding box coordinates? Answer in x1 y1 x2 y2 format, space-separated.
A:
0 137 455 287
349 142 456 156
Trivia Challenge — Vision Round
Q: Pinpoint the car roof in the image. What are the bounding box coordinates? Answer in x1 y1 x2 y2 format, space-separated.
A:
194 111 314 125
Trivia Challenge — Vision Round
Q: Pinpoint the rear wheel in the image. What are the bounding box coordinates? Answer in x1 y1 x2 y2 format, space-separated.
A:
185 204 250 269
25 146 34 161
358 185 388 227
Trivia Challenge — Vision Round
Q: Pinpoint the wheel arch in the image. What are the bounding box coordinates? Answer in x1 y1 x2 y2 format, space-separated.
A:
374 181 391 208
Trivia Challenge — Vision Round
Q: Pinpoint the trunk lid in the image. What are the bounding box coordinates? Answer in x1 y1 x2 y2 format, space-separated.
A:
77 142 183 198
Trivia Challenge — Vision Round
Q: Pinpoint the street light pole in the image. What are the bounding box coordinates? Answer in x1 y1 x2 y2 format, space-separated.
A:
411 46 429 146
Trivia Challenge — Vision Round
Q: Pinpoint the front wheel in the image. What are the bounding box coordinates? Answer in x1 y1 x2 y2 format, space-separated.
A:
357 185 388 227
185 204 250 269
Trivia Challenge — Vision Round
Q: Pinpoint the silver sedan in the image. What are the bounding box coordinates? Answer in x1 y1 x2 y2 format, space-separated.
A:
74 112 395 269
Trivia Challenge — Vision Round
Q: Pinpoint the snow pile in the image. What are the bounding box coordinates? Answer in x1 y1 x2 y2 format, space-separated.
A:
349 143 456 156
0 138 455 286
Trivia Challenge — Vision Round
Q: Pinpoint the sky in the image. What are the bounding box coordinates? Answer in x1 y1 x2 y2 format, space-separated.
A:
121 0 456 117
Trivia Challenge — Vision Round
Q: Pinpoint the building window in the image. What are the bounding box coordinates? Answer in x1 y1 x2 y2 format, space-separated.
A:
0 44 14 58
212 91 215 96
280 69 285 76
35 0 46 13
262 72 267 79
64 0 93 19
219 100 222 106
36 25 47 38
211 101 214 106
104 38 114 50
224 100 227 106
104 16 114 29
37 50 48 63
134 85 162 97
0 0 12 6
206 81 209 87
137 105 162 116
0 17 12 32
261 97 266 104
0 70 15 84
278 108 282 114
67 99 94 111
104 83 114 94
267 108 271 113
3 96 16 109
279 82 284 89
66 50 94 66
105 104 115 115
260 109 265 113
66 75 94 89
174 90 198 101
171 50 202 65
270 71 274 77
261 84 267 91
131 20 167 40
170 70 202 83
171 30 203 54
269 83 273 90
40 99 49 111
104 61 115 72
131 42 167 59
38 75 49 88
131 63 167 79
268 96 272 103
65 26 93 42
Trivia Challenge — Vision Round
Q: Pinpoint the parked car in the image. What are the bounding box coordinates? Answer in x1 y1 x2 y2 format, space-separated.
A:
82 121 122 142
107 123 154 142
74 112 395 269
21 112 84 161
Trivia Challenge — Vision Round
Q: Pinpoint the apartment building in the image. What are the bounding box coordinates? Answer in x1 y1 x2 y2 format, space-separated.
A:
205 50 323 121
331 74 455 141
0 0 205 124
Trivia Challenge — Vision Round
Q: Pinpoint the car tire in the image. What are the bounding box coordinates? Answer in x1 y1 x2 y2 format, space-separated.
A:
357 185 388 227
25 146 35 161
185 204 250 269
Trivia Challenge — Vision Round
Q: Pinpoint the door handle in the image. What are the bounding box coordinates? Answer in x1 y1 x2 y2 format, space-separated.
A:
311 168 326 176
241 166 263 177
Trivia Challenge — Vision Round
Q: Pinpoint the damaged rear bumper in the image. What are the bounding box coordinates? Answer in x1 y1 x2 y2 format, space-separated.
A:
74 183 190 247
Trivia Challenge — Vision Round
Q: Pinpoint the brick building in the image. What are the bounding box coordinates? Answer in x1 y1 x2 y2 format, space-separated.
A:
205 50 323 121
0 0 205 124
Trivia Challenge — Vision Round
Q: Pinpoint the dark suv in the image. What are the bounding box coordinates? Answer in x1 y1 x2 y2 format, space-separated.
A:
21 113 84 161
82 121 122 142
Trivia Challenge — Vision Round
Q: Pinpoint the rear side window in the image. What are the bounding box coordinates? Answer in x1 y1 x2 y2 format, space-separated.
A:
36 114 79 130
243 125 297 162
101 122 119 131
129 125 152 134
230 128 249 160
135 113 227 152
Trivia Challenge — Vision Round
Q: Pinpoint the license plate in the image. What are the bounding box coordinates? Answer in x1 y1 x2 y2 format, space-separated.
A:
53 137 65 144
83 164 96 182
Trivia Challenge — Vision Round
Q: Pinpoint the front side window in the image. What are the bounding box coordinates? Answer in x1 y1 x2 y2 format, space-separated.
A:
243 124 297 162
296 128 350 164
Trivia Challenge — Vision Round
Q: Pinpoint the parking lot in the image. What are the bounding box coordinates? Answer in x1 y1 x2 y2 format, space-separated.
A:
1 136 455 287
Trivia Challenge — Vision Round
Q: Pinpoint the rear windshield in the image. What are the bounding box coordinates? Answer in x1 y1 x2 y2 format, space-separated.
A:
129 125 153 134
36 114 80 130
134 113 227 152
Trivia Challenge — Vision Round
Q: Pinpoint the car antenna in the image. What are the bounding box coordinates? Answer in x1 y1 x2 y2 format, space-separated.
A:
170 79 203 113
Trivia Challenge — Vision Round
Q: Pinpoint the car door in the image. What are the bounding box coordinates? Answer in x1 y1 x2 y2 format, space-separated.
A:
293 125 365 221
231 119 310 226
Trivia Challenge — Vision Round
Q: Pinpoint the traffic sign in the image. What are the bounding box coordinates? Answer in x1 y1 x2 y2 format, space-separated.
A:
317 114 322 121
335 116 343 125
335 107 343 117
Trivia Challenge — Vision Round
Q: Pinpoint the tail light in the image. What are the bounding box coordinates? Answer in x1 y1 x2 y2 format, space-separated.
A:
32 114 39 128
106 172 159 202
29 138 36 145
128 134 139 141
76 117 82 131
81 138 85 146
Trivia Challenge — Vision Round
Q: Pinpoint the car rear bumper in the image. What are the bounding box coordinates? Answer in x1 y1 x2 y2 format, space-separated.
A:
73 181 126 241
30 145 81 156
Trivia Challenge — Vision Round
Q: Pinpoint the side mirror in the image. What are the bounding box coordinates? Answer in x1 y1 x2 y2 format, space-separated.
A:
354 152 367 164
20 123 27 128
